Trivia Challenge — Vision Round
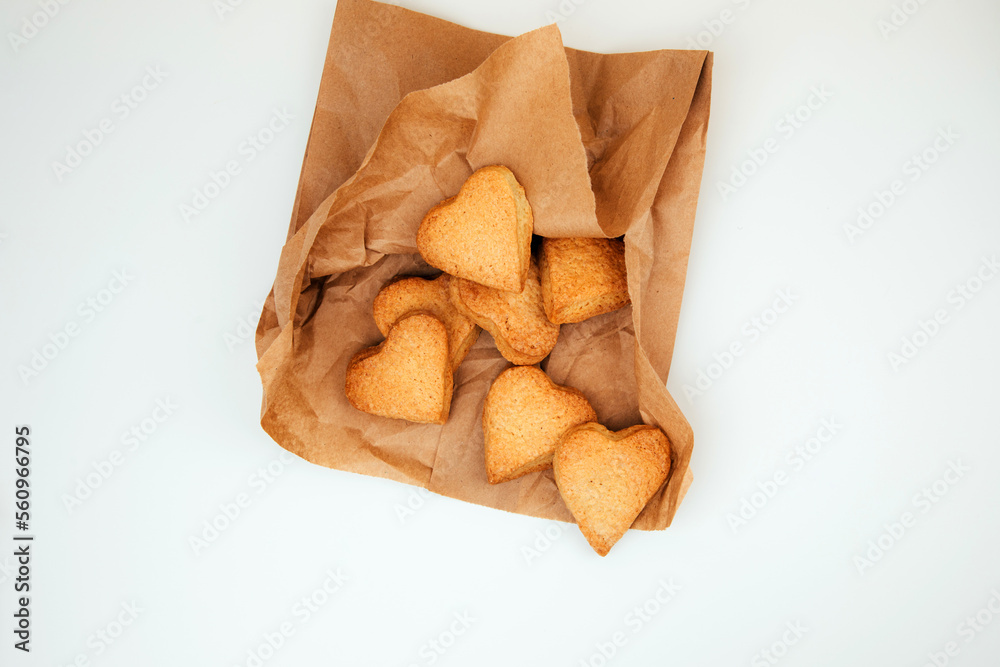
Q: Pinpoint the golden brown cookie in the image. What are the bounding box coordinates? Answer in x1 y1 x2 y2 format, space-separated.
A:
554 423 671 556
449 259 559 365
482 366 597 484
539 237 630 324
372 274 479 370
345 312 453 424
416 165 533 292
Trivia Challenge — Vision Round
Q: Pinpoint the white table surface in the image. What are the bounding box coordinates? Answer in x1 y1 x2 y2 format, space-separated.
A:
2 0 999 665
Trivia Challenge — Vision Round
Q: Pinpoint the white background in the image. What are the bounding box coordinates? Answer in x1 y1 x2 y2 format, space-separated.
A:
2 0 999 665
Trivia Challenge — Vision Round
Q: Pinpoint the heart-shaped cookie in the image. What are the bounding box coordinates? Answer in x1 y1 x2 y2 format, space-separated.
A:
373 274 480 370
450 258 559 365
554 423 671 556
345 312 453 424
416 165 533 292
483 366 597 484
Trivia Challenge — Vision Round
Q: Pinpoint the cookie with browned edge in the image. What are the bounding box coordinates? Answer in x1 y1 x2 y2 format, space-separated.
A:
417 165 533 292
539 237 629 324
345 312 453 424
483 366 597 484
554 423 671 556
450 259 559 365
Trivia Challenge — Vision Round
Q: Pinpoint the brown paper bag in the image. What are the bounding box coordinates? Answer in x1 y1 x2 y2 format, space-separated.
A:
256 0 712 530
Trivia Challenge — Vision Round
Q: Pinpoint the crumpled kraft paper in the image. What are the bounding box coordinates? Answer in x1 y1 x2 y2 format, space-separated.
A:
256 0 712 530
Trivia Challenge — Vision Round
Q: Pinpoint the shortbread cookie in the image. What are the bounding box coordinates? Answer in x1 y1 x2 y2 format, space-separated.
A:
539 237 629 324
345 312 453 424
483 366 597 484
417 165 533 292
450 259 559 365
554 423 671 556
372 274 479 369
